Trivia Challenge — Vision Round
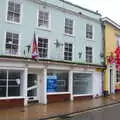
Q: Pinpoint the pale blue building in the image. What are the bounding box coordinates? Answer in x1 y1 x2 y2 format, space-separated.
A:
0 0 104 107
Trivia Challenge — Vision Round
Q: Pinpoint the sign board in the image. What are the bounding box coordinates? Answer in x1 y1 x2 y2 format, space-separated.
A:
47 76 57 92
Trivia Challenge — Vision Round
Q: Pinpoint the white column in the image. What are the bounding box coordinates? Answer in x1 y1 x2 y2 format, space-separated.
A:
40 68 47 104
112 63 116 94
23 67 28 106
69 71 73 101
43 68 47 104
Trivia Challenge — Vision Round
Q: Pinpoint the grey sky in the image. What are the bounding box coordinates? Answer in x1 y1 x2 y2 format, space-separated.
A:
68 0 120 24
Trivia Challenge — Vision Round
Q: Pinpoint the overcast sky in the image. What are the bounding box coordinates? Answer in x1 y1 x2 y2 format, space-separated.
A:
68 0 120 24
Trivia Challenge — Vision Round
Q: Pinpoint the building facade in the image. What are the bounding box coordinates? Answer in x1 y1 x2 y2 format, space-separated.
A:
102 17 120 95
0 0 104 107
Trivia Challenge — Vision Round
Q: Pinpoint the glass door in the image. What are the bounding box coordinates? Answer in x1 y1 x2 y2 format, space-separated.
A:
27 74 39 102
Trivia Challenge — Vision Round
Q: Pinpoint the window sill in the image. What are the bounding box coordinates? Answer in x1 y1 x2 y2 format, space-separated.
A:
35 27 51 32
6 20 21 25
0 96 24 100
47 92 71 95
5 54 20 57
63 33 75 38
73 94 93 97
85 38 95 42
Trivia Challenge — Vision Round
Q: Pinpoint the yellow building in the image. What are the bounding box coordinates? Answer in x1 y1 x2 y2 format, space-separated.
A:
102 17 120 95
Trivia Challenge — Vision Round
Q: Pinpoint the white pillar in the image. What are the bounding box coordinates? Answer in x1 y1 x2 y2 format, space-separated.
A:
23 67 28 106
112 63 116 94
43 68 47 104
69 71 73 101
40 68 47 104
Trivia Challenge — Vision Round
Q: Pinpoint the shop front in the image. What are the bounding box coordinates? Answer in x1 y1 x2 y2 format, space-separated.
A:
0 69 25 108
47 70 71 103
0 57 104 107
72 69 103 100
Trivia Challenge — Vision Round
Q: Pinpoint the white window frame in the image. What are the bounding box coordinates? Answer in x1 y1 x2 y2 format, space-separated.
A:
37 9 51 30
37 37 48 58
0 70 21 97
6 0 23 24
86 24 94 40
85 46 93 63
116 70 120 82
64 17 74 36
4 31 20 56
116 35 120 47
64 43 73 61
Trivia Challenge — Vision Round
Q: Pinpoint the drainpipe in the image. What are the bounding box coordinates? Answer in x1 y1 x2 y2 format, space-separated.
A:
100 19 109 96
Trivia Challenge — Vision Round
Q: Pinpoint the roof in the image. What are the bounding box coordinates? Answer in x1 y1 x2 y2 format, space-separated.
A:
59 0 101 16
102 17 120 30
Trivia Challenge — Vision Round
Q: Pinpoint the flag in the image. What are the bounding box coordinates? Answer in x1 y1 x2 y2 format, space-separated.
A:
31 32 38 59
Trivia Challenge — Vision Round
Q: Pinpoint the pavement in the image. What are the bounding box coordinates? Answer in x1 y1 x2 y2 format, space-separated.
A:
1 94 120 120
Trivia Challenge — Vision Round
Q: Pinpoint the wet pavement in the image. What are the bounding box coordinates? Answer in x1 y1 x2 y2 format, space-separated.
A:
0 94 120 120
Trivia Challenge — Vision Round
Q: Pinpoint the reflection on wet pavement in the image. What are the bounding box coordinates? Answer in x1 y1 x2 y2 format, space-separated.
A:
0 94 120 120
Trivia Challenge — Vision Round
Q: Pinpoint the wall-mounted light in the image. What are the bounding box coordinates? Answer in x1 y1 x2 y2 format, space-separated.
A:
100 53 104 58
54 39 63 48
78 52 82 59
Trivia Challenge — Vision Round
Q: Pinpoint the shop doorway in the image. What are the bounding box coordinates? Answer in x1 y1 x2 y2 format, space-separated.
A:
27 74 39 102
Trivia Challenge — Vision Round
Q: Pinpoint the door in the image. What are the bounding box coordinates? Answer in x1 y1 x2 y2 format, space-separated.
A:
27 74 39 102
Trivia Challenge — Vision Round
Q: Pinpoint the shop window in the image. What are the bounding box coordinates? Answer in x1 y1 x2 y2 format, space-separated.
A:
0 70 21 97
73 73 92 94
47 72 69 92
0 70 7 97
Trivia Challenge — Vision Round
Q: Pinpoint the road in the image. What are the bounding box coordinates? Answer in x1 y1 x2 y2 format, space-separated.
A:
49 103 120 120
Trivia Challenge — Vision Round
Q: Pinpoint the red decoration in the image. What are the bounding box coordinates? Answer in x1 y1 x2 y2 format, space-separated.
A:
107 52 115 64
107 47 120 70
31 32 38 59
115 47 120 70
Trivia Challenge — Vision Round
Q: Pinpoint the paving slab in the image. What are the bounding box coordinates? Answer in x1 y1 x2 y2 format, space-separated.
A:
0 94 120 120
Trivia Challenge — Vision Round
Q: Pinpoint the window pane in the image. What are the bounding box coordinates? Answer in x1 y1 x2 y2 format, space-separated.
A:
8 71 21 96
86 47 92 63
15 4 20 13
0 70 7 97
27 89 37 97
8 87 20 96
7 11 13 21
47 72 69 92
8 71 20 79
64 43 72 61
38 11 49 28
65 18 73 34
28 74 37 88
7 1 21 23
38 37 48 58
86 24 93 39
6 32 19 55
73 73 92 94
8 1 14 11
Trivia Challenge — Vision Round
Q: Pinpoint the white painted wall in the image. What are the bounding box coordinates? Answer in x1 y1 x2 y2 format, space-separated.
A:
93 72 102 97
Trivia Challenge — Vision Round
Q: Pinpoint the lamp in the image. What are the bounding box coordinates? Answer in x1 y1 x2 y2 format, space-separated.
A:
54 39 63 48
78 52 82 59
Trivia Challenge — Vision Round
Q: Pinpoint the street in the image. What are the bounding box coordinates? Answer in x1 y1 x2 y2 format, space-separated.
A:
47 102 120 120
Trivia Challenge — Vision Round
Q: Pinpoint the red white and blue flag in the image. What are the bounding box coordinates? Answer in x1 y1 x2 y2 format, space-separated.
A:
31 32 38 59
